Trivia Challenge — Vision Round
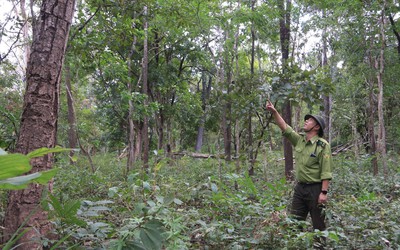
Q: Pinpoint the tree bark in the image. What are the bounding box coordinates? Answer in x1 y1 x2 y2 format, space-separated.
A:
282 102 293 180
3 0 75 248
279 0 293 180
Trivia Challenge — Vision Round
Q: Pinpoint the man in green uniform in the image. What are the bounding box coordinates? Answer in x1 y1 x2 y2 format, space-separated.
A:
266 100 333 234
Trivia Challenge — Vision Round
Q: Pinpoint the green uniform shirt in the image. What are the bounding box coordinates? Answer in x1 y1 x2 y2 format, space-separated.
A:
282 126 333 183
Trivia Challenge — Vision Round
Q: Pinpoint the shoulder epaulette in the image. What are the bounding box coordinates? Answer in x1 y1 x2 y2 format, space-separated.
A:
317 140 326 148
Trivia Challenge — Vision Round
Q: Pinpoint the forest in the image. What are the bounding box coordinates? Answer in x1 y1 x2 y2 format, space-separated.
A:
0 0 400 249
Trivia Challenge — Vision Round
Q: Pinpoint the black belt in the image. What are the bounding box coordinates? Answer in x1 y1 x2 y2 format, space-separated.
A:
298 182 322 185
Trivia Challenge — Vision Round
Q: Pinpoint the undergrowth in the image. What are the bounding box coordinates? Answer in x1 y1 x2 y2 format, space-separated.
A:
15 151 400 249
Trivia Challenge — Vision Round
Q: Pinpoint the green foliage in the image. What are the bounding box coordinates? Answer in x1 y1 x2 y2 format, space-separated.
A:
0 147 72 190
0 147 76 249
47 152 400 249
41 193 115 248
0 61 22 150
44 194 87 228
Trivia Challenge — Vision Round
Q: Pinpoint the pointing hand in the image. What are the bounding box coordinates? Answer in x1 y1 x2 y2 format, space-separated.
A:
266 100 276 113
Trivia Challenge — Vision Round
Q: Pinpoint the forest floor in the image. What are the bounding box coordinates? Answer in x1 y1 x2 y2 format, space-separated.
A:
2 150 400 249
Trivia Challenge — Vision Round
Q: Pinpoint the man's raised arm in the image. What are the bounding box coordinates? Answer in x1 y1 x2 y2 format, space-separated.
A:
266 100 287 132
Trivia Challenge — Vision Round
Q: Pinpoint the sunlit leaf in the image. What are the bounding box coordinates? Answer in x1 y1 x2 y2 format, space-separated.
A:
0 154 31 180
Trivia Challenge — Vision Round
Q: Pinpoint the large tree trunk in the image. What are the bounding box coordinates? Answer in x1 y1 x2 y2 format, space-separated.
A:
282 102 293 180
279 0 293 180
3 0 75 248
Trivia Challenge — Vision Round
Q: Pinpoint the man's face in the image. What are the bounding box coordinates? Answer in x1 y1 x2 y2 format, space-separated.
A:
304 117 319 132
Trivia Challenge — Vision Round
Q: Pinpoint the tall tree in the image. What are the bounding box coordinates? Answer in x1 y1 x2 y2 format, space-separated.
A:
2 0 75 248
321 9 332 142
141 5 150 171
248 0 256 175
220 9 233 162
278 0 293 180
195 73 212 152
376 0 388 176
127 19 138 171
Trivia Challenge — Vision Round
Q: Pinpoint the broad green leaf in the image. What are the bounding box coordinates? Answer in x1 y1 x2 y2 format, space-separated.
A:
140 220 164 250
0 169 56 190
27 146 75 159
0 154 31 180
34 169 58 184
0 173 40 190
328 232 340 242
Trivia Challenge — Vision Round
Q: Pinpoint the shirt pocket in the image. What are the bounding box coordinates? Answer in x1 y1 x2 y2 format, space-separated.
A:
306 155 319 167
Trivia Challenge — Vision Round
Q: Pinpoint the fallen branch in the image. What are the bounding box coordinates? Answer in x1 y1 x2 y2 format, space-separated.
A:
172 151 218 159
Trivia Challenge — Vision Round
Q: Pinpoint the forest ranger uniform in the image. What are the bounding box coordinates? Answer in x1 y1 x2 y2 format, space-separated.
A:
282 115 333 231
